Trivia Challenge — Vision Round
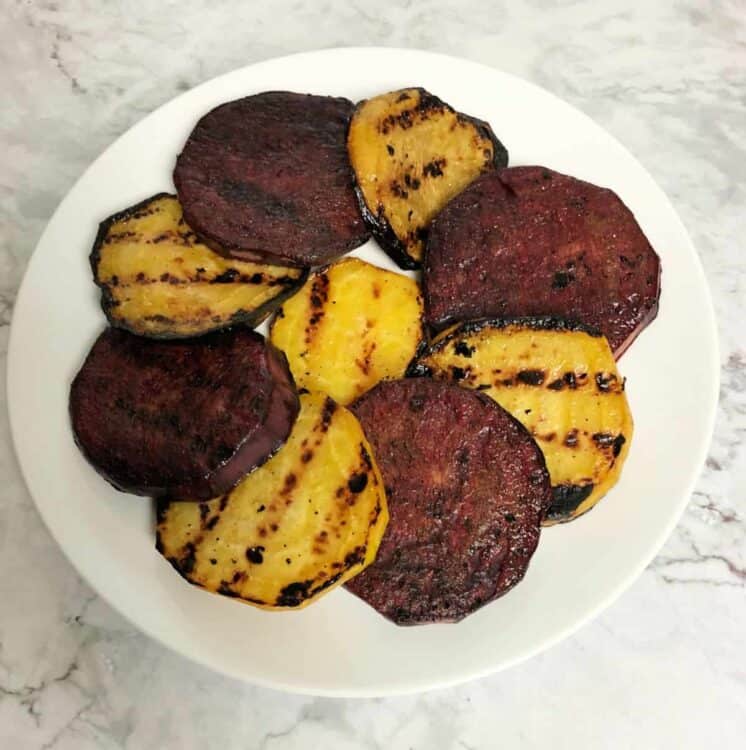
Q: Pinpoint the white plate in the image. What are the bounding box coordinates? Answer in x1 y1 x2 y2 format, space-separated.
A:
7 48 718 697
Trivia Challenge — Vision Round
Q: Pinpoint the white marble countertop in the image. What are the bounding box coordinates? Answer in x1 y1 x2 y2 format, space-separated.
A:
1 1 744 748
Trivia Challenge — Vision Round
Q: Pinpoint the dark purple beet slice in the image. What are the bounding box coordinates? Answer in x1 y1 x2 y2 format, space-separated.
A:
346 378 550 625
173 91 368 268
423 166 661 357
70 326 298 500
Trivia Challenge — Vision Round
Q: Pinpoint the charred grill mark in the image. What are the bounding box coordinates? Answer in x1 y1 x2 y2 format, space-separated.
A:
451 366 468 381
205 514 221 531
453 340 475 357
320 397 337 433
612 434 626 457
276 579 313 607
595 372 619 392
517 369 545 386
360 444 373 471
386 144 395 155
355 341 377 375
405 361 433 379
155 499 171 525
246 545 265 564
347 473 368 494
390 181 409 199
210 268 240 284
564 429 580 447
179 542 197 575
217 180 301 223
552 270 575 289
423 158 446 178
380 107 416 134
104 230 138 244
434 317 604 341
305 272 330 344
344 545 367 568
311 570 344 595
592 432 615 447
547 483 594 520
315 530 328 545
404 226 428 245
281 473 297 495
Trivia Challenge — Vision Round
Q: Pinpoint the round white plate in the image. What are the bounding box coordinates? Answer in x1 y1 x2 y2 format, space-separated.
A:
7 48 718 696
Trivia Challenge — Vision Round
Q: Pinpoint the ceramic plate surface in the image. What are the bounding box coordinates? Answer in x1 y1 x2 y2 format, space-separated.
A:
7 48 718 696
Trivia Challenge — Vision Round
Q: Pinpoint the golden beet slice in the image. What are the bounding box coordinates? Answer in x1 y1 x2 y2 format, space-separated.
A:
270 258 424 405
92 194 305 338
156 393 388 609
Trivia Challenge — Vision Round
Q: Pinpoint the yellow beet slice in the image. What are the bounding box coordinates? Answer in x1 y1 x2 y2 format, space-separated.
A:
92 193 305 338
156 392 389 609
270 258 424 406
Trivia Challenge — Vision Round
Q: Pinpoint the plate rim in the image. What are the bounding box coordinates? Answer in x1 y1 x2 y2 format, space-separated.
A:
6 46 720 697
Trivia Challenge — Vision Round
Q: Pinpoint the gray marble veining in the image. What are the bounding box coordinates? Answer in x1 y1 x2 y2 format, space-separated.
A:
1 1 744 748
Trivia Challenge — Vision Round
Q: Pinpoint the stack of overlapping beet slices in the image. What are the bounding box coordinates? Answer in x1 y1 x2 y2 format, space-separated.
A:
70 86 661 624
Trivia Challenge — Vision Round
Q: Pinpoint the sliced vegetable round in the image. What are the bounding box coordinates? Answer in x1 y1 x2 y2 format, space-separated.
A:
423 167 661 356
70 327 298 499
156 392 389 609
91 194 306 338
410 317 633 524
348 87 507 269
174 92 368 268
347 378 551 625
270 258 424 405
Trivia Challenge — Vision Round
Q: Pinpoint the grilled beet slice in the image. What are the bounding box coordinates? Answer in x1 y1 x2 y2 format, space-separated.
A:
173 92 368 268
423 167 662 357
346 379 550 625
70 327 299 499
91 193 306 339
